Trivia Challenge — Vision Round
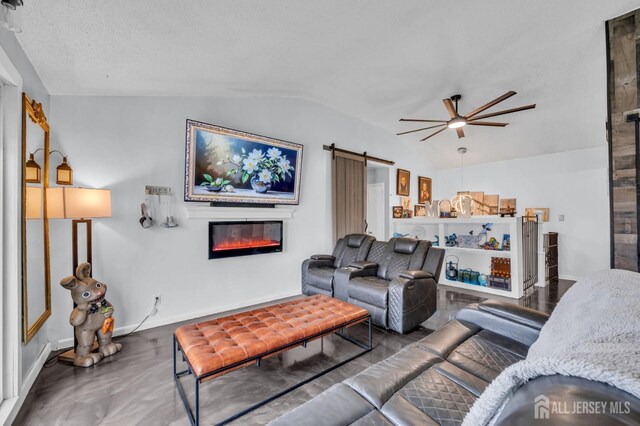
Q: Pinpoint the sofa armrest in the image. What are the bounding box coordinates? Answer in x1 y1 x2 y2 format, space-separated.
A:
348 261 378 270
399 270 433 280
303 258 334 269
311 254 335 262
333 265 378 301
455 302 546 346
388 274 438 333
301 258 335 295
478 301 550 331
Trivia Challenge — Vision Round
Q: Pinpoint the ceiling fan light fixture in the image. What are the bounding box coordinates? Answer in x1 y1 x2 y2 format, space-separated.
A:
448 117 467 129
398 91 535 142
1 0 22 10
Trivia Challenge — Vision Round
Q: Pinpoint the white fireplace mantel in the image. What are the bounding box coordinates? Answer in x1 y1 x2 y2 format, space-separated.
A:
184 203 296 220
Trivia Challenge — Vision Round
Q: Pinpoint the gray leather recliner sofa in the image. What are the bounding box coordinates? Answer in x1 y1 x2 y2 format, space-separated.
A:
301 234 375 297
334 238 444 334
270 300 640 425
302 236 445 334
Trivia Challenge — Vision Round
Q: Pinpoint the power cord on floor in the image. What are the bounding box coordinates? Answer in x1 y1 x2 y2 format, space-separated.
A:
42 296 160 367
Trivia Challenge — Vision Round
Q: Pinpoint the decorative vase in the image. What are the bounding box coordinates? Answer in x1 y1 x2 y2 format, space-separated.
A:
250 175 271 194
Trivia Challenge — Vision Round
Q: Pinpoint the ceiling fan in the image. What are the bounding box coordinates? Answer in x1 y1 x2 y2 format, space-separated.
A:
397 92 536 141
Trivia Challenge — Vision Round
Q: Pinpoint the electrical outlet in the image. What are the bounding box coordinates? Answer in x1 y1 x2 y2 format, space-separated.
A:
149 294 161 316
559 214 565 222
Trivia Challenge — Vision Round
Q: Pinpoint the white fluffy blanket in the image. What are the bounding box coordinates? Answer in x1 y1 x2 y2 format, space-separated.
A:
463 269 640 426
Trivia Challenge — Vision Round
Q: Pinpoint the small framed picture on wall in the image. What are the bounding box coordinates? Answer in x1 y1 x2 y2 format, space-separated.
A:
414 204 426 217
418 176 432 204
396 169 410 196
392 206 403 218
400 196 411 210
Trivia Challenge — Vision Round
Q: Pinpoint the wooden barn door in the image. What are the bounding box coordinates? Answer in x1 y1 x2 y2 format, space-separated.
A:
332 151 367 242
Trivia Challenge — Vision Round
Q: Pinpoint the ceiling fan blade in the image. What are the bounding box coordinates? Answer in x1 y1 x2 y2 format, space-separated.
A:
399 118 448 123
396 124 447 136
465 91 517 119
420 127 448 142
468 104 536 121
443 98 458 118
466 121 509 127
456 127 465 138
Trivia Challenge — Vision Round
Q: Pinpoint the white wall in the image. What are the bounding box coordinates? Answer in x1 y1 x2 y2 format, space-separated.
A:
47 95 437 347
0 30 51 386
436 146 610 279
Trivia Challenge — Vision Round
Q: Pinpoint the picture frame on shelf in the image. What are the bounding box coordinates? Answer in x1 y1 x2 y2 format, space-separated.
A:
396 169 410 196
499 198 517 216
502 234 511 251
414 204 426 217
470 192 484 215
483 194 500 215
402 209 413 218
525 207 549 222
418 176 432 204
392 206 403 218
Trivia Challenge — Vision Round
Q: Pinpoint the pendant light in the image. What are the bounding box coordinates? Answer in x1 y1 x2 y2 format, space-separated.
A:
451 147 474 216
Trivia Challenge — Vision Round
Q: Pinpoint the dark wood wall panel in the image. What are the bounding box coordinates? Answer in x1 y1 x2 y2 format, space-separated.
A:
608 10 640 271
332 153 366 241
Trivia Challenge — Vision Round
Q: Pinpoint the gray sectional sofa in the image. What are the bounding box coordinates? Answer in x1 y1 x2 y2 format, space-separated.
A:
302 235 445 334
271 300 640 425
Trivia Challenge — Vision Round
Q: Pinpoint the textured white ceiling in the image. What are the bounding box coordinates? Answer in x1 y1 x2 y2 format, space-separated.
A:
16 0 639 168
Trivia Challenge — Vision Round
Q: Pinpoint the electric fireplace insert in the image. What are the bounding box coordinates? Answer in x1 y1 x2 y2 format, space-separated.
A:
209 220 283 259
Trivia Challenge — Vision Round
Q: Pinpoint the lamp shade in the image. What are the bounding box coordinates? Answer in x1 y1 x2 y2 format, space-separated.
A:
25 186 42 219
47 187 111 219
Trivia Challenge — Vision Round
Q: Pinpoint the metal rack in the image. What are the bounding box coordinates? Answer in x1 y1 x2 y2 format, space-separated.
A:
544 232 559 284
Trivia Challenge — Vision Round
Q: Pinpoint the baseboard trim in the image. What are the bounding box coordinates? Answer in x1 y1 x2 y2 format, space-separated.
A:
1 342 52 425
55 290 301 349
559 274 581 281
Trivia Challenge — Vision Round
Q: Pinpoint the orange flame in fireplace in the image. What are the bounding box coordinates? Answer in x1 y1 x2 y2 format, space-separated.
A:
213 239 281 251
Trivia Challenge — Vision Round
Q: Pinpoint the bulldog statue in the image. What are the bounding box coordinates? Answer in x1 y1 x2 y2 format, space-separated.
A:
60 263 122 367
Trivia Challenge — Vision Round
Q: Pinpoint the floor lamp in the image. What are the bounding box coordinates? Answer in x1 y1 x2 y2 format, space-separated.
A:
47 187 112 363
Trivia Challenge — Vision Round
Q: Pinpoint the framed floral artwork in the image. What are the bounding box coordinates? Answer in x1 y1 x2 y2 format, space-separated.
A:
184 119 303 204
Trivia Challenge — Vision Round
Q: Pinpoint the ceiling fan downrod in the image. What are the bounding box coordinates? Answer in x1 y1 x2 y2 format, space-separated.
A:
451 94 462 115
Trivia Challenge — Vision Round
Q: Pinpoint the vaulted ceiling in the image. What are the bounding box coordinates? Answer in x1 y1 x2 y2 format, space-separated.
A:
16 0 639 168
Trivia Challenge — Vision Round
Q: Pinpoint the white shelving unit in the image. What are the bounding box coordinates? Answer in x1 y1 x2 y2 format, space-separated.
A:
392 216 538 299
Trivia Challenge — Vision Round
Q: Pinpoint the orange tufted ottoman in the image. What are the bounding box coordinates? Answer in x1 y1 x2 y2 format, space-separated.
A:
173 294 371 426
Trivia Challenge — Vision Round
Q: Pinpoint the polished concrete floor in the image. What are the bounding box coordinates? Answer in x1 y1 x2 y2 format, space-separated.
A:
13 280 573 426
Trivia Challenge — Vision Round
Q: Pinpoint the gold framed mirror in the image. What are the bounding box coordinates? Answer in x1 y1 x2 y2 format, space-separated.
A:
22 93 51 343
